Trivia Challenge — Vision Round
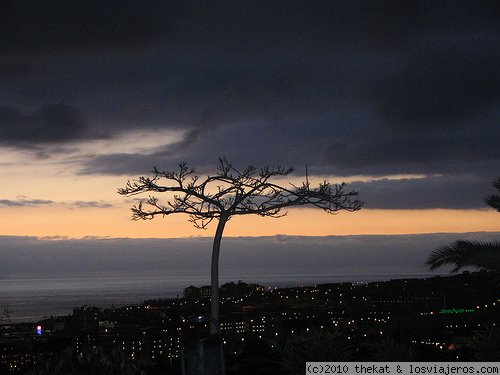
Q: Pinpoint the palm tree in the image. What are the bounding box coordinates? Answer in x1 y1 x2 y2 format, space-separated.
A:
426 240 500 272
426 177 500 272
485 177 500 212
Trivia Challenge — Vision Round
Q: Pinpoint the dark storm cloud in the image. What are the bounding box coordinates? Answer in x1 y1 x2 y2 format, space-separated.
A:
1 232 499 279
78 152 159 176
0 103 103 146
361 44 500 129
1 1 499 209
0 0 176 53
320 124 500 177
351 175 494 210
0 62 38 81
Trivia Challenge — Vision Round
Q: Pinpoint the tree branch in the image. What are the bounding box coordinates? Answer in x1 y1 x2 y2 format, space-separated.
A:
118 158 363 229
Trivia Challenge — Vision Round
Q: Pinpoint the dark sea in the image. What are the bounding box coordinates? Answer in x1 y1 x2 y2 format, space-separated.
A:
0 273 437 323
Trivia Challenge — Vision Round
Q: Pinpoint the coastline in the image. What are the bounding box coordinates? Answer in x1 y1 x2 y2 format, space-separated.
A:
1 272 445 323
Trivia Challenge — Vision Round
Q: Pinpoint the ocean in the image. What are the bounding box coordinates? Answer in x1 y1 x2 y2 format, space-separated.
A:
0 273 437 323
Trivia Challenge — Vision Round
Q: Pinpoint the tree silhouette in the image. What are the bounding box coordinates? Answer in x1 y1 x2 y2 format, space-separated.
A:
119 158 362 334
426 177 500 273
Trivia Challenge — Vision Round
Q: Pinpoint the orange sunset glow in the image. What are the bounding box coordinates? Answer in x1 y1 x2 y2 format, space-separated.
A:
2 204 499 239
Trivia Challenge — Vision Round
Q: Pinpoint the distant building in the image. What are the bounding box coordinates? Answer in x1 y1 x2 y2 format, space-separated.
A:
183 285 211 301
183 285 198 300
220 281 264 299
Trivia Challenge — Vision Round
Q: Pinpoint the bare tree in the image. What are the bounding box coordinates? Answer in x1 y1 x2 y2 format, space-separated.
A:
118 158 362 334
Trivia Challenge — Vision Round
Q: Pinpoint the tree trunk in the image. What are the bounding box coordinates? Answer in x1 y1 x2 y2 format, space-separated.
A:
210 214 228 334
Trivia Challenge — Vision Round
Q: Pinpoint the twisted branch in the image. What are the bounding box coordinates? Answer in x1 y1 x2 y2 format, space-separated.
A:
118 157 363 229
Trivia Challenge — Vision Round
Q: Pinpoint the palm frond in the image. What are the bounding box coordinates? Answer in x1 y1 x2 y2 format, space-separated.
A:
426 240 500 272
484 177 500 212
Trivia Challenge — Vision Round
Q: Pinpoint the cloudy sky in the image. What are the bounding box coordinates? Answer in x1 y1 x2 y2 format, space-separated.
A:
1 1 499 277
2 232 499 279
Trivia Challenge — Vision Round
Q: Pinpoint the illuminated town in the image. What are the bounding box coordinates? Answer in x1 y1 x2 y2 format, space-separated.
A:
1 271 498 374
